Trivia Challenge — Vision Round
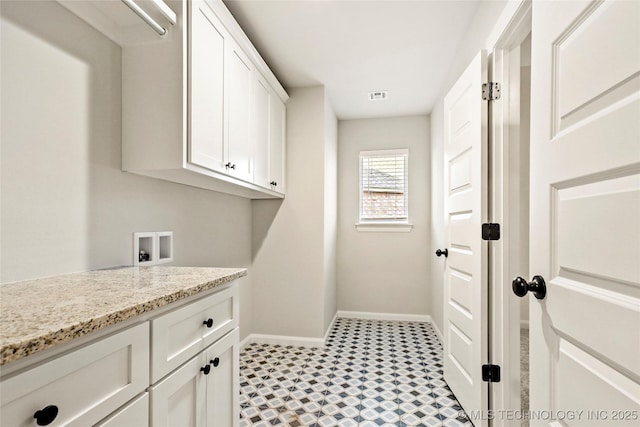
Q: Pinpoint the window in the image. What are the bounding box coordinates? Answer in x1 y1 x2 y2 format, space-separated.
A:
359 149 408 223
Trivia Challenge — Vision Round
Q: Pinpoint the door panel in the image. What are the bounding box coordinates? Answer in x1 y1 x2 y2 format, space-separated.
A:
226 41 253 182
188 0 226 172
530 0 640 424
443 51 488 422
252 74 271 188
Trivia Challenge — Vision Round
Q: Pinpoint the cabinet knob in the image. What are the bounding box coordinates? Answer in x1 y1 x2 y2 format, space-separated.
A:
210 357 220 367
270 181 277 187
34 405 59 426
203 318 214 328
225 162 236 170
201 364 211 375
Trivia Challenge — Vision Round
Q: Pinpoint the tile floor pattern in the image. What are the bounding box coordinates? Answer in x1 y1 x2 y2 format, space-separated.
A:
239 318 472 426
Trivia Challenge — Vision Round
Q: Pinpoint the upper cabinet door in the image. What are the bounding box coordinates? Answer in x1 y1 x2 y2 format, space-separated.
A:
252 73 271 189
269 95 286 194
188 0 227 173
225 41 253 182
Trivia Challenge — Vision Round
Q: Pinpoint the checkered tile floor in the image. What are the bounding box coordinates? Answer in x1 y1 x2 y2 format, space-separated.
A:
239 317 472 426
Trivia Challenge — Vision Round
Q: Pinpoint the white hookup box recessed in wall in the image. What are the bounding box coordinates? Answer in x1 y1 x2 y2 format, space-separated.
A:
133 231 173 266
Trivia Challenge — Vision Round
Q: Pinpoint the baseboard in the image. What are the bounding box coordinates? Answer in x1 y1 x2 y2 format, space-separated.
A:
249 333 325 348
241 311 443 350
430 318 444 344
239 333 253 350
324 311 339 343
337 310 431 323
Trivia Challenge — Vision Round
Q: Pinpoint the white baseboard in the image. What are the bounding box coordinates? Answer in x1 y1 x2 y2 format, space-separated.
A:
240 311 444 350
239 333 253 350
249 333 325 348
337 310 431 323
430 318 444 344
324 311 339 343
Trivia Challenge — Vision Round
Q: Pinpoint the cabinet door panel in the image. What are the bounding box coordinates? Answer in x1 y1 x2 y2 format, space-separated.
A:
269 96 286 194
226 42 253 182
189 0 226 172
205 329 239 427
253 74 271 188
150 354 206 427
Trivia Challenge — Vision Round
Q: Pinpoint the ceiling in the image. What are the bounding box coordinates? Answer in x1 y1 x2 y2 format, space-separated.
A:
223 0 480 120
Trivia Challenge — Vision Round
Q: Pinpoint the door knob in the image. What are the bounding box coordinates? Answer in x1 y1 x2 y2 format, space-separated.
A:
435 248 448 258
512 275 546 299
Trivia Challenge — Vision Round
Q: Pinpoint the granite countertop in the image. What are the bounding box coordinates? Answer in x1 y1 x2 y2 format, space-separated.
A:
0 266 247 366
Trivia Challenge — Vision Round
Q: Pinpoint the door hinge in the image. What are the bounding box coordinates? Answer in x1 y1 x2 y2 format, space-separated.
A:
482 364 501 383
482 223 501 240
482 82 501 101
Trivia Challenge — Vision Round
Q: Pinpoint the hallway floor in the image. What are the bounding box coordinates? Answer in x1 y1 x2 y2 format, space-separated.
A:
239 317 472 426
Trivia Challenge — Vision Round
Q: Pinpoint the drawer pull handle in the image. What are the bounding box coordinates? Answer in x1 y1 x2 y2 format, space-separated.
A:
201 364 211 375
203 318 214 328
210 357 220 367
34 405 58 426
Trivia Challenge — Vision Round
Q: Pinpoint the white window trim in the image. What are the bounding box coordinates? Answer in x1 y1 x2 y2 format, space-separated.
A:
355 222 413 233
358 148 410 232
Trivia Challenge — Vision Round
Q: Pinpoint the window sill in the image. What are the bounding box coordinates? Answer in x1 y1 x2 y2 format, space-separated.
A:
355 222 413 233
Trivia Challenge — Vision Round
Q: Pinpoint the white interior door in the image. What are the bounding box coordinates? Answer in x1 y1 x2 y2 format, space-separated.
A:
530 0 640 424
443 51 489 423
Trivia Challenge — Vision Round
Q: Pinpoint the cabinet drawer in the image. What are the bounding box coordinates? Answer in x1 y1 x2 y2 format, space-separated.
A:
151 285 238 383
0 323 149 427
95 393 149 427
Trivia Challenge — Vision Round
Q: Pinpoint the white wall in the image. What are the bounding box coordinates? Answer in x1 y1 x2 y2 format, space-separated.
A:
0 1 254 340
324 100 338 331
429 0 510 332
337 116 430 315
251 86 337 339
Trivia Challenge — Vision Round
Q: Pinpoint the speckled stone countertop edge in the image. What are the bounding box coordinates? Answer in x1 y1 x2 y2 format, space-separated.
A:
0 268 247 366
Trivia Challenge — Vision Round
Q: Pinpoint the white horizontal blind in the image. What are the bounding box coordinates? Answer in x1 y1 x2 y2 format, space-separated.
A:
359 149 408 221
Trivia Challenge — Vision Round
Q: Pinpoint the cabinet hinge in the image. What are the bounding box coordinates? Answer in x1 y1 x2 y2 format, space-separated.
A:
482 82 501 101
482 223 500 241
482 364 501 383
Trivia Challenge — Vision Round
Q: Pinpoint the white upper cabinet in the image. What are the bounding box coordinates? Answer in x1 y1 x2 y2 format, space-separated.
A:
225 41 254 182
122 0 288 199
253 73 272 189
269 95 286 194
189 1 226 173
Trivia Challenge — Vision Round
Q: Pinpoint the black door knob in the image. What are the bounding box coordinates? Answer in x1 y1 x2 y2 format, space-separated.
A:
512 275 546 299
203 318 214 328
435 248 448 258
210 357 220 367
201 364 211 375
34 405 58 426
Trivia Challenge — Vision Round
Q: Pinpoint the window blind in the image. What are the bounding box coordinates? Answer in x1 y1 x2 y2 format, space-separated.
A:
359 149 408 221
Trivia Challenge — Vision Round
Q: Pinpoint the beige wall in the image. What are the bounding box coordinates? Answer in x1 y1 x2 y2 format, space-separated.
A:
251 86 337 339
429 1 510 332
337 116 430 315
0 1 254 340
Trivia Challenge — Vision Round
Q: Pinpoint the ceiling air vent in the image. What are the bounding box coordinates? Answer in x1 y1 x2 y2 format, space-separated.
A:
368 91 388 101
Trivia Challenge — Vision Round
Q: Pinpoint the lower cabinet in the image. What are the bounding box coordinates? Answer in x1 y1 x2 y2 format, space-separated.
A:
0 284 240 427
150 328 239 427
